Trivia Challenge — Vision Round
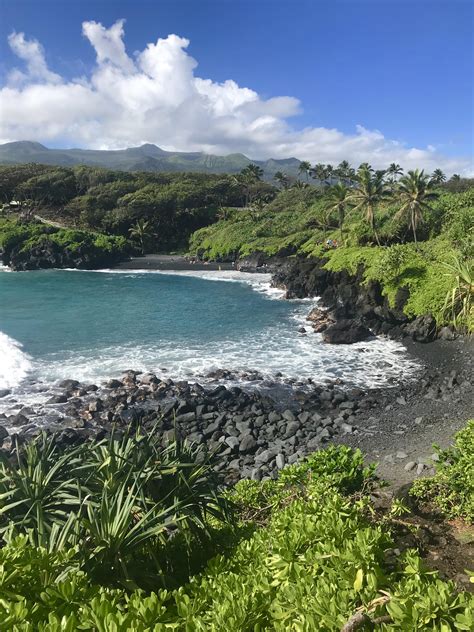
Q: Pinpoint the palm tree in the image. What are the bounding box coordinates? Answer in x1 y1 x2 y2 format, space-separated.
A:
430 169 446 185
291 180 309 189
129 219 153 254
387 163 403 180
324 164 334 186
450 174 461 182
326 183 350 240
239 164 264 206
348 167 388 246
274 171 289 189
311 163 327 187
396 169 438 244
334 160 354 185
298 161 312 182
241 164 264 181
358 162 374 173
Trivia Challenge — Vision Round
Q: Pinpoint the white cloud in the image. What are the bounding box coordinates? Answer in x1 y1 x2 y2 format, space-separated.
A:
0 20 472 175
7 31 61 85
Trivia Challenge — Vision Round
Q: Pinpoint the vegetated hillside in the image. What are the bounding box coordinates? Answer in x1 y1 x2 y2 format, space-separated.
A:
189 179 474 331
0 163 276 252
0 425 472 630
0 140 302 179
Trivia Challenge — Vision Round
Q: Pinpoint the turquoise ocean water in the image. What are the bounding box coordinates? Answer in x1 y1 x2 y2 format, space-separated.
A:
0 268 419 409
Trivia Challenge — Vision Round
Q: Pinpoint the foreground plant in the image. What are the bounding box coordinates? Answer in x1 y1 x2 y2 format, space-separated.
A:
411 420 474 522
442 254 474 332
0 446 472 630
0 427 229 586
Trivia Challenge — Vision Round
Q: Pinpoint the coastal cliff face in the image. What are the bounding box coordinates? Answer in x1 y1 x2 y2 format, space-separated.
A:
239 254 450 343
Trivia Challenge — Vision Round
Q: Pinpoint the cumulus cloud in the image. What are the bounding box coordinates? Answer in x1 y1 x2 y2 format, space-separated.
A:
7 31 61 85
0 20 471 175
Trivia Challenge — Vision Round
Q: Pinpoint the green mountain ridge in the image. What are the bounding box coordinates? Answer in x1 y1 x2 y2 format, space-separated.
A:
0 141 302 179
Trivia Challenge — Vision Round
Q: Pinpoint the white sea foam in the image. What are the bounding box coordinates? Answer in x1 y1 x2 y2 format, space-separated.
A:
0 268 422 414
70 267 288 300
0 331 32 389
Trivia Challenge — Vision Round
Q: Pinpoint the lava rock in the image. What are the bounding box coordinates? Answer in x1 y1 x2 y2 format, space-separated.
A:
322 319 372 344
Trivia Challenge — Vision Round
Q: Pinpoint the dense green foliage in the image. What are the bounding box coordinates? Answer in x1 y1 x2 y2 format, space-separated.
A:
0 436 472 630
0 163 273 251
411 421 474 523
0 217 130 268
190 185 474 330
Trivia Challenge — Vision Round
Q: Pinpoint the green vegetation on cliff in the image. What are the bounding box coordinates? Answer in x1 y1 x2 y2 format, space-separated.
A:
190 183 474 331
0 217 130 270
0 432 472 630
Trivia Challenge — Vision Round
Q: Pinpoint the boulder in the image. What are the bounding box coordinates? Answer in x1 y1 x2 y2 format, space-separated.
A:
405 315 437 343
322 319 372 344
239 435 257 454
306 307 334 332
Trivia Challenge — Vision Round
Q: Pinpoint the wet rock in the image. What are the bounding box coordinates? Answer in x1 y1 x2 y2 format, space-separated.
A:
58 379 80 390
322 319 372 344
47 394 68 404
0 389 11 398
7 413 29 426
0 426 9 441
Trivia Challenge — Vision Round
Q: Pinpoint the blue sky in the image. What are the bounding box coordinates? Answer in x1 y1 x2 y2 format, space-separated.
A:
0 0 472 172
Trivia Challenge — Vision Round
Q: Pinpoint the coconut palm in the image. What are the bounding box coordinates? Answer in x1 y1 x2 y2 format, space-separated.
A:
298 161 312 182
395 169 438 244
241 164 264 181
311 163 327 187
450 173 461 182
239 164 264 205
128 219 154 255
430 169 446 185
387 163 404 180
325 164 334 185
326 183 350 240
348 167 388 245
334 160 354 185
357 162 374 173
274 171 289 189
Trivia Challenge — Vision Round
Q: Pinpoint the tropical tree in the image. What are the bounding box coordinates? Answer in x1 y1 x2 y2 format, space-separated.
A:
348 167 388 245
387 163 403 181
129 219 154 254
311 163 328 187
450 174 461 182
291 180 309 189
326 183 350 240
357 162 374 173
241 164 264 181
395 169 438 243
430 169 446 185
324 164 334 186
298 161 312 182
334 160 355 185
274 171 289 189
238 164 264 206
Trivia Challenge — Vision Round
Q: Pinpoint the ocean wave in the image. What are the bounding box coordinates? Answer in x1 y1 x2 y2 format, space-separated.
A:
69 267 288 300
0 331 32 389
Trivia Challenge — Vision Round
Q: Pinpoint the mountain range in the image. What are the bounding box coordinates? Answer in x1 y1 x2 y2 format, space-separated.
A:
0 141 303 179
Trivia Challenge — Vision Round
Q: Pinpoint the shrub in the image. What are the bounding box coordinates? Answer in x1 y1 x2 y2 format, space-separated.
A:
411 420 474 523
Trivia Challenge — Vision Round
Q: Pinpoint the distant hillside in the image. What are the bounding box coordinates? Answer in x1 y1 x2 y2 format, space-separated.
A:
0 141 302 180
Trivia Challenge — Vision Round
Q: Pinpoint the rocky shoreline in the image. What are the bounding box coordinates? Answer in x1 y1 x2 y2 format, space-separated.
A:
237 254 458 344
0 336 471 487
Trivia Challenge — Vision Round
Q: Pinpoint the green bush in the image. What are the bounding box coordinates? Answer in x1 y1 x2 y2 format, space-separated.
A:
411 420 474 523
0 442 472 630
